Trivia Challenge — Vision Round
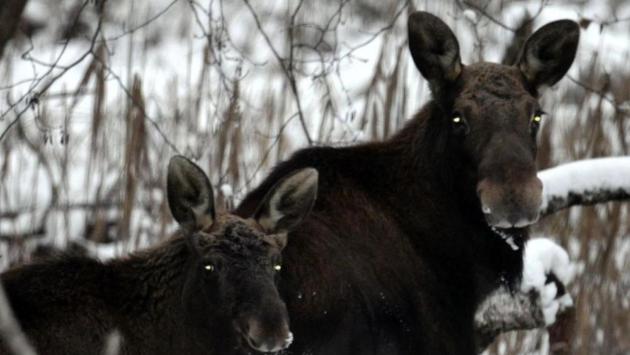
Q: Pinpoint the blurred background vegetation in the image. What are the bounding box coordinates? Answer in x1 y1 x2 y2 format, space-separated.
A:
0 0 628 354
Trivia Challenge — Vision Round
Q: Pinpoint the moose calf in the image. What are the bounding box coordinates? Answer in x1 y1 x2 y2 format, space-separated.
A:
0 156 318 355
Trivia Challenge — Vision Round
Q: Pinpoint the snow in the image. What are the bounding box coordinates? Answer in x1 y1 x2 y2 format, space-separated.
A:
462 9 478 24
538 157 630 214
522 238 575 325
1 1 628 245
220 184 233 198
0 3 628 352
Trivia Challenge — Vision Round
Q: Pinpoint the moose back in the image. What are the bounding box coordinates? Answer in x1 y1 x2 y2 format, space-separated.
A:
236 11 579 355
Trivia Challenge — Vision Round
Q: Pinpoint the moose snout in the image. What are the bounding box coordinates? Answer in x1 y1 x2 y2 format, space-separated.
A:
477 176 543 228
243 318 293 353
238 300 293 353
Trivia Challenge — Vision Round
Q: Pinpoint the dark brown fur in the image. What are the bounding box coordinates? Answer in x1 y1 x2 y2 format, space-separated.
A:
0 157 319 355
0 225 287 355
236 12 579 355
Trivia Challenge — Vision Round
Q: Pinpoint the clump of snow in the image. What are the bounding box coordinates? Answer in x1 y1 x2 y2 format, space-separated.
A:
522 238 575 325
220 184 233 198
462 9 478 23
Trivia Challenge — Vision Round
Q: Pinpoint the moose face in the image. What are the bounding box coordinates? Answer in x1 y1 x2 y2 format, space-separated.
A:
408 12 579 229
167 156 318 353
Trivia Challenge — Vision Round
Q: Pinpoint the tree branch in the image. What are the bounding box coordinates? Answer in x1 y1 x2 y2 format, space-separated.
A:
474 288 545 353
242 0 313 145
539 157 630 216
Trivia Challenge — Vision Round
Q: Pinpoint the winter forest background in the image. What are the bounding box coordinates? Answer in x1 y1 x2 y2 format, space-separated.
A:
0 0 629 354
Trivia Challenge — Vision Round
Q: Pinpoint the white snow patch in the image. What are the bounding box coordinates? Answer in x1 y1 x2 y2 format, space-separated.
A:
522 238 575 325
462 9 478 23
220 184 233 198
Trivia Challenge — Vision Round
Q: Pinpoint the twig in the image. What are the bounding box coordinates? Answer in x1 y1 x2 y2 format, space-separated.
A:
242 0 313 145
566 75 628 114
0 0 100 142
88 48 180 154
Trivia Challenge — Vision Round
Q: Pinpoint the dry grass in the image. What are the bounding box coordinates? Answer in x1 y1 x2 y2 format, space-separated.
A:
0 1 628 354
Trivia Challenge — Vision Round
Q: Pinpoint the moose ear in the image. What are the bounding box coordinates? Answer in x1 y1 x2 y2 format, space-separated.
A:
408 11 462 93
167 156 215 231
517 20 579 90
255 168 318 234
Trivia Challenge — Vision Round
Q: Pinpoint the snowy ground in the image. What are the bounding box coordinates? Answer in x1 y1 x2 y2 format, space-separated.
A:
1 0 629 354
1 0 629 244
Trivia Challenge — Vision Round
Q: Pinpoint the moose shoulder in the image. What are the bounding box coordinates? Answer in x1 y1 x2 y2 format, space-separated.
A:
236 12 579 355
0 156 318 355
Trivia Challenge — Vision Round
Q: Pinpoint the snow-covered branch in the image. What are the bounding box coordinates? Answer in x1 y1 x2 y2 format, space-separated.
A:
475 288 544 352
474 239 574 353
539 157 630 216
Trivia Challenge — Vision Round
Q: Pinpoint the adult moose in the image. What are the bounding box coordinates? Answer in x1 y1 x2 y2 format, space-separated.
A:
236 12 579 354
0 156 318 355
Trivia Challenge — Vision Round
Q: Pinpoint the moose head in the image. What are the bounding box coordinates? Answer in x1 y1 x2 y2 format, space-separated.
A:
167 155 318 353
408 12 579 229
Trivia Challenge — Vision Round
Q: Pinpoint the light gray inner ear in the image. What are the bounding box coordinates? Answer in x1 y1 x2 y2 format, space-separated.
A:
167 156 215 231
256 168 318 233
520 49 543 82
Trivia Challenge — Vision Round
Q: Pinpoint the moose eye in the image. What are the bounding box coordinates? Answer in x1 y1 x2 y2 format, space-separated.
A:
204 264 215 272
273 264 282 272
451 113 470 136
532 112 543 124
530 111 545 133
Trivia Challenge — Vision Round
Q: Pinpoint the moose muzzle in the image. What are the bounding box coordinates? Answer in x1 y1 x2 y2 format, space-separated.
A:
237 297 293 353
477 175 543 228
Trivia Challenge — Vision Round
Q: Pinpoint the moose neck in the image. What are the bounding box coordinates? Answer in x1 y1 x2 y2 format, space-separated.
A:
382 100 525 293
384 101 480 218
107 236 190 318
106 236 242 353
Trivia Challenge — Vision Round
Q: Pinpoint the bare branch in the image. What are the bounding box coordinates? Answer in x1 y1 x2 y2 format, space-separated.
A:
88 46 181 154
474 288 547 353
0 0 100 142
242 0 313 145
566 75 629 115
